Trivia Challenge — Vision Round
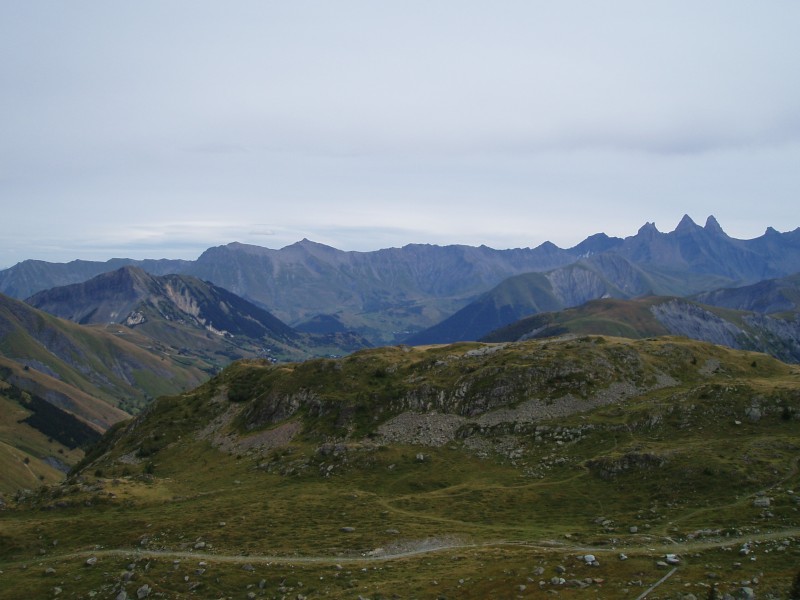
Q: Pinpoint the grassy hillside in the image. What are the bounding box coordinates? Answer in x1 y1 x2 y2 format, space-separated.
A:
1 293 211 416
1 337 799 597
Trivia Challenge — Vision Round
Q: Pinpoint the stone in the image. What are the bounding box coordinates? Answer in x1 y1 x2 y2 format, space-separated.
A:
752 497 770 508
619 553 628 561
194 541 206 549
737 587 755 600
85 556 98 566
656 560 669 568
242 564 255 572
115 592 128 600
44 567 56 575
136 585 151 599
340 526 356 533
665 553 680 565
555 565 566 574
629 526 638 533
583 554 596 564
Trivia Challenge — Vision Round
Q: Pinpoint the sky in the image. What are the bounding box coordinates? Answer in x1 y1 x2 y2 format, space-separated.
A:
1 2 799 267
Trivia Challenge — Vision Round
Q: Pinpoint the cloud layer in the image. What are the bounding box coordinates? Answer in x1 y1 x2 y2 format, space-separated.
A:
1 2 799 264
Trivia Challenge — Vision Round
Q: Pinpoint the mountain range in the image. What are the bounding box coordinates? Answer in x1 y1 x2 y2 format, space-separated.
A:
1 214 799 449
5 215 798 345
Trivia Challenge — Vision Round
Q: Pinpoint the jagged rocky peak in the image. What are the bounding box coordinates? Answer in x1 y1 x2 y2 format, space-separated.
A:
703 215 727 236
636 221 660 236
674 214 702 234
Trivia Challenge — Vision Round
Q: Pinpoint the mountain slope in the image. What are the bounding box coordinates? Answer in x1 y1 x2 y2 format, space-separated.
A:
3 338 799 597
482 296 800 363
26 266 370 364
694 272 800 316
405 254 660 344
0 292 209 418
0 370 101 494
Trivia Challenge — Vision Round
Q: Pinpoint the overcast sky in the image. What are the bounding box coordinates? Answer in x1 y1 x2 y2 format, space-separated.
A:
1 2 799 267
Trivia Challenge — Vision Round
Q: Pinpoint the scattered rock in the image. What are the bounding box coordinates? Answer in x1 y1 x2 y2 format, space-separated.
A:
136 585 151 599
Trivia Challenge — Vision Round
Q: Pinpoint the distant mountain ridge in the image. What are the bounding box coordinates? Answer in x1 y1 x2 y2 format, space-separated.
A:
2 215 799 345
406 218 800 344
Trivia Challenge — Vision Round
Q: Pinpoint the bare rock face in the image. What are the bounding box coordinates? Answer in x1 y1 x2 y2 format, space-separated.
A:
125 311 146 326
650 300 744 349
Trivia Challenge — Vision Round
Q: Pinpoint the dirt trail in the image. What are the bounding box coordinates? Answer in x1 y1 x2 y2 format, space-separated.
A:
5 527 799 570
